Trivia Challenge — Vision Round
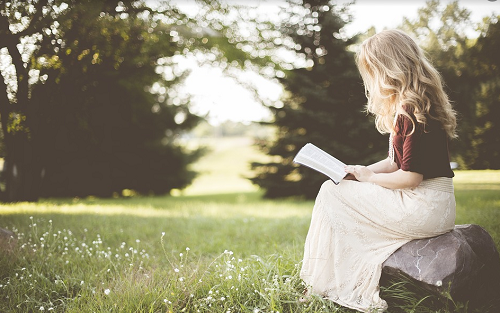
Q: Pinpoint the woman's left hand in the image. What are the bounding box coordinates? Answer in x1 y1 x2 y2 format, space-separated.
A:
344 165 374 183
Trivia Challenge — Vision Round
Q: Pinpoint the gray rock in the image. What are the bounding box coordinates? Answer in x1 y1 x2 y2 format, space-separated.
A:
382 224 500 309
0 227 18 252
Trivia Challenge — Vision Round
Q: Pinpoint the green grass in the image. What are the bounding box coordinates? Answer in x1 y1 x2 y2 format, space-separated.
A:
0 138 499 312
179 137 269 196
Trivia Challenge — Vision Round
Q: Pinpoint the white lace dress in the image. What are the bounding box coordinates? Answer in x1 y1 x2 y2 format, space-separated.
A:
300 177 455 312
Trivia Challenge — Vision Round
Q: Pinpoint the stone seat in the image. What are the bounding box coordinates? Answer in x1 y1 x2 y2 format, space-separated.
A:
382 224 500 310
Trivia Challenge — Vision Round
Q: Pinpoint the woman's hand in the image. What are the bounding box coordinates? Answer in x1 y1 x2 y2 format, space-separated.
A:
344 165 374 183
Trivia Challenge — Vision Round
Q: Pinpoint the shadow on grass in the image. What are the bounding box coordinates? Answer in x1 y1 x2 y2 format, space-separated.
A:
37 191 272 209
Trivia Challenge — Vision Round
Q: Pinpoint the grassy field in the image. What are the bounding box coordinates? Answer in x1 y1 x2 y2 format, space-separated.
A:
0 137 499 312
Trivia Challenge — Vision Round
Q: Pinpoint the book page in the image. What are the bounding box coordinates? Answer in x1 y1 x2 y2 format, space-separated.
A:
293 143 347 184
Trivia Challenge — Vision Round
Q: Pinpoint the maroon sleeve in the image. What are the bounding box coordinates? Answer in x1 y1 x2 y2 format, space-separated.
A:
396 114 425 174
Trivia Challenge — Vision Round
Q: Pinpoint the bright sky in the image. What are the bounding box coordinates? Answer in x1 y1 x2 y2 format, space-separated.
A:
173 0 499 125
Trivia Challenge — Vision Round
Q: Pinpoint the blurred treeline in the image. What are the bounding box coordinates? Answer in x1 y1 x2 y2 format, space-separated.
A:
0 0 498 202
251 0 500 198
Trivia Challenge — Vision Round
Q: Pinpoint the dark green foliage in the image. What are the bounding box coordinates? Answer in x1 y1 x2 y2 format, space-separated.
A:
28 3 203 197
0 0 205 200
468 18 500 169
251 0 386 199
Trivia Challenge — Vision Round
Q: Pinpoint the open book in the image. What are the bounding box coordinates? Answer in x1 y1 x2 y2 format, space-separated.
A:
293 143 347 184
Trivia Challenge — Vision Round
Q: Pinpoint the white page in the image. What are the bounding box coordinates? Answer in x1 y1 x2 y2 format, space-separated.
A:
293 143 347 184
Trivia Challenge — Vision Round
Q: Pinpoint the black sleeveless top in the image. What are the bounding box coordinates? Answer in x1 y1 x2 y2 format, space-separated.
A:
392 111 454 179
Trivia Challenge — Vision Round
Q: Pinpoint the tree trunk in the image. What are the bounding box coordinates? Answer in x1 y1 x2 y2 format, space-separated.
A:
2 135 39 202
0 17 39 202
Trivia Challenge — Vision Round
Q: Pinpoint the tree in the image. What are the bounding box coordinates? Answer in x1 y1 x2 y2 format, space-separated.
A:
250 0 386 199
29 3 205 197
469 17 500 169
0 0 57 201
0 0 207 200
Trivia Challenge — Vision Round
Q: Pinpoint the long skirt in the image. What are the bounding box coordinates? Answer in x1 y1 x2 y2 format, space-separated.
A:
300 177 456 312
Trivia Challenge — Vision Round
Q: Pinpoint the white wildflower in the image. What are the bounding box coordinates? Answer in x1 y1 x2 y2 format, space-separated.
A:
104 289 110 295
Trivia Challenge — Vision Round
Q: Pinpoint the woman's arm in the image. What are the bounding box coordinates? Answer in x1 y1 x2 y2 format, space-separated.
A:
345 165 423 189
368 169 423 189
367 158 399 174
343 157 398 181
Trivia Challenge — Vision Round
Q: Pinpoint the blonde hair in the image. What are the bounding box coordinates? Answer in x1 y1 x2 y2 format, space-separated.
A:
355 29 457 138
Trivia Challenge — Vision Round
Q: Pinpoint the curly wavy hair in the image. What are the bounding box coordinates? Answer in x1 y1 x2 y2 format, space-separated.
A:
356 29 457 139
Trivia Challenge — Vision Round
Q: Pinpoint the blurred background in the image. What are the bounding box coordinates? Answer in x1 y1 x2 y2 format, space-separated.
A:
1 0 499 202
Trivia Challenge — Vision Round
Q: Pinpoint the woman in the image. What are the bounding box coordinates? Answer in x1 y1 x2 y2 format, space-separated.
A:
300 29 457 312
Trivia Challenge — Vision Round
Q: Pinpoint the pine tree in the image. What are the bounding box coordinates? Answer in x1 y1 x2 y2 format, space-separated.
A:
469 18 500 169
251 0 386 199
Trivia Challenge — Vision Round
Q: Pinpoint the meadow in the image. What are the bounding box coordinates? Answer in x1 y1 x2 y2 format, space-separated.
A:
1 137 499 313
